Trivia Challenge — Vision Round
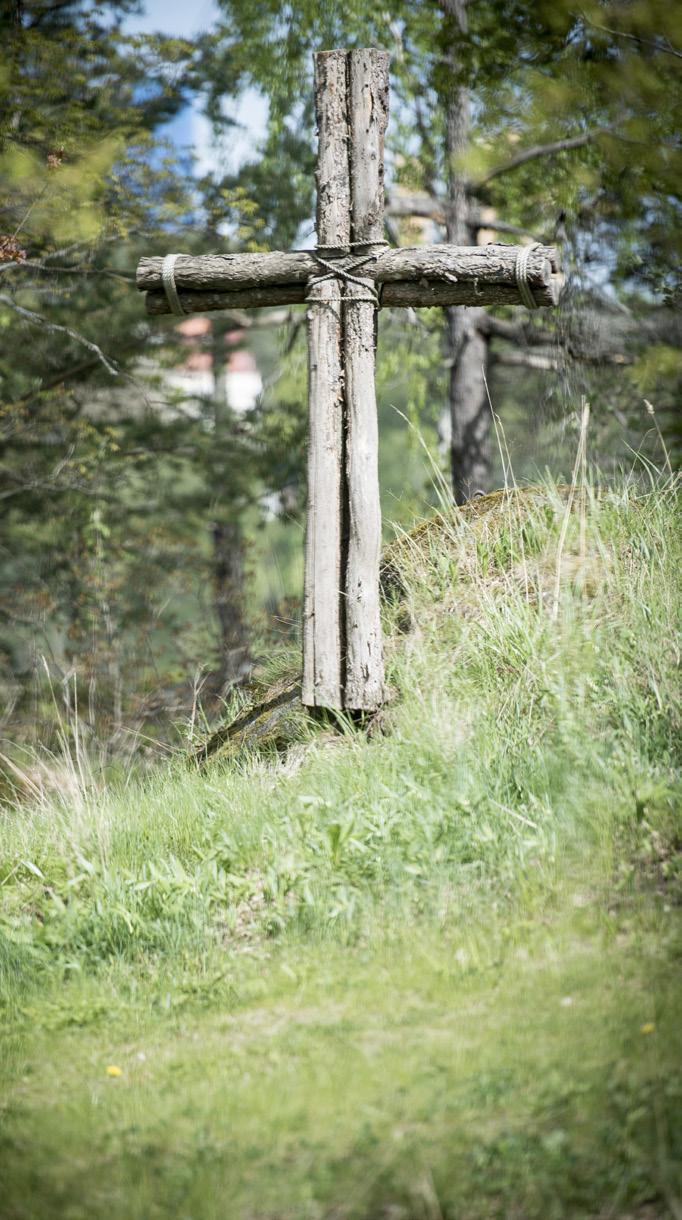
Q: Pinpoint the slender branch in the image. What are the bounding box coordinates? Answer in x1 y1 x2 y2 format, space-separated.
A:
474 217 549 242
3 330 155 415
0 481 159 508
386 190 445 221
0 294 119 376
475 130 604 187
386 192 551 242
477 315 552 345
0 232 151 277
11 185 48 243
581 16 682 60
4 261 136 283
581 280 632 317
492 344 630 370
493 349 560 371
480 313 651 367
483 307 678 351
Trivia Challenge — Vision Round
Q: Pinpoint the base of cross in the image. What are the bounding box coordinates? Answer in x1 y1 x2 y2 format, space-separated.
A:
137 47 562 714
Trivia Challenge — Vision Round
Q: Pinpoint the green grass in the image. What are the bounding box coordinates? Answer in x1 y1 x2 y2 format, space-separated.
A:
1 478 681 1219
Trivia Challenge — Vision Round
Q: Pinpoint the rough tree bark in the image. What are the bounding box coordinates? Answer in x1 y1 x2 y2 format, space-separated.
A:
441 0 491 504
212 519 251 686
139 246 560 314
210 319 251 687
143 273 559 316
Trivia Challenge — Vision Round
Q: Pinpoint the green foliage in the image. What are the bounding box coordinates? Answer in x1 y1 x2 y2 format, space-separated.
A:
0 2 281 743
3 482 679 974
205 0 681 297
0 480 680 1216
1 0 680 759
203 0 682 474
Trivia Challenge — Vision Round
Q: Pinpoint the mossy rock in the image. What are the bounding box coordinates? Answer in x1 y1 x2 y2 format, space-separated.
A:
192 675 307 765
381 485 573 597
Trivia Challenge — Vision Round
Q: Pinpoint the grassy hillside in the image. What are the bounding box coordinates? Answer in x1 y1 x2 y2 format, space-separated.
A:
1 479 681 1219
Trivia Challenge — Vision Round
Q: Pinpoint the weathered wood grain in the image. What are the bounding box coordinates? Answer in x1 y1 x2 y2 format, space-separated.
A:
343 280 385 710
138 243 560 292
343 48 389 710
144 271 561 316
382 277 561 307
301 49 349 709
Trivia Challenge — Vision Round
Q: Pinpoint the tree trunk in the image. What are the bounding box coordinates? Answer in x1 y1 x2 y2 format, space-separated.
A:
442 0 491 504
209 319 251 689
212 520 251 686
447 308 489 500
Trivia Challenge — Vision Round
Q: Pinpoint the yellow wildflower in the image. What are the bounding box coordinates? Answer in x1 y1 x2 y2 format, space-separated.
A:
106 1064 123 1077
640 1023 655 1035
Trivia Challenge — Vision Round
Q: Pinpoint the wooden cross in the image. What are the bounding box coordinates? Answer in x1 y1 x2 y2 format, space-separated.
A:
137 48 561 713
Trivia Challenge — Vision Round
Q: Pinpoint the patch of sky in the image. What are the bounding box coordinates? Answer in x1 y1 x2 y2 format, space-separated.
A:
124 0 268 181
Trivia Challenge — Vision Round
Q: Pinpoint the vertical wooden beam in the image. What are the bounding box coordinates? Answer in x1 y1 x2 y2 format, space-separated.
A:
349 49 391 248
344 48 390 710
302 50 350 708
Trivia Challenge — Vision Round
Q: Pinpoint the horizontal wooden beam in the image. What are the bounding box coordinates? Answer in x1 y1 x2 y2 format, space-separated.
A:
143 272 561 316
137 243 560 294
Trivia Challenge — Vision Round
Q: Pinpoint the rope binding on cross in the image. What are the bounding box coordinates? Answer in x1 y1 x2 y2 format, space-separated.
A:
307 240 389 306
514 242 541 310
161 254 186 317
161 246 390 314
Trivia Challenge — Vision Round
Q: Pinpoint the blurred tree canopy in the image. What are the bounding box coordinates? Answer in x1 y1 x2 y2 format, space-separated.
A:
0 0 679 755
202 0 681 296
203 0 681 489
0 0 256 746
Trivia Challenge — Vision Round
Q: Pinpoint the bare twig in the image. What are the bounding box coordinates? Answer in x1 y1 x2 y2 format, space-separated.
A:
581 15 682 60
11 185 48 242
476 130 606 187
3 261 135 283
0 293 119 376
385 191 551 243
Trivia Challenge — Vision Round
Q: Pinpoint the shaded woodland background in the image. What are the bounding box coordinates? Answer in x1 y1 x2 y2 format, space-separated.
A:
1 0 680 758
